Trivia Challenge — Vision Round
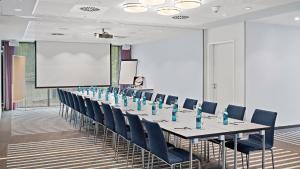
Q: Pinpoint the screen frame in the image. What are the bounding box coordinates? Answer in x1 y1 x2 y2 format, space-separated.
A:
34 41 112 88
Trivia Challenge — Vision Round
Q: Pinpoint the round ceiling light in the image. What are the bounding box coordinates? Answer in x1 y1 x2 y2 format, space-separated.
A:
123 3 147 13
157 6 180 16
175 0 201 9
140 0 165 6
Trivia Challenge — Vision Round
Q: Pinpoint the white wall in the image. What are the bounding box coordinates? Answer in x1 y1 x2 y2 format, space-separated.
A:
132 31 203 104
205 23 246 107
246 22 300 126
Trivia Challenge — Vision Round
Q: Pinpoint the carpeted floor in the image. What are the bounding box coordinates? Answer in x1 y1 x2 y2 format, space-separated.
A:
0 107 300 169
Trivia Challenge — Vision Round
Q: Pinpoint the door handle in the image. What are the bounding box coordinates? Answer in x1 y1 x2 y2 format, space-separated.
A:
212 83 217 89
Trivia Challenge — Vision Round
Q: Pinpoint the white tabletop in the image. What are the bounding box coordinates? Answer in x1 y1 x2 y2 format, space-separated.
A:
75 91 269 140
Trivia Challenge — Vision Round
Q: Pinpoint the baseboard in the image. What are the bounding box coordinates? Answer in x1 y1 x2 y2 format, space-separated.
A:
276 124 300 130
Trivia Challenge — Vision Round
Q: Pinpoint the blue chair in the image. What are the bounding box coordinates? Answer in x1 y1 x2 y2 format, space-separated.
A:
71 93 81 125
154 93 166 102
91 100 105 143
126 113 148 168
144 92 153 101
77 95 87 131
108 86 113 93
66 92 75 121
100 103 116 150
57 89 62 115
201 101 217 114
85 98 96 136
61 91 70 118
165 95 178 105
210 105 246 162
226 109 277 169
135 90 143 99
143 119 201 169
126 89 134 97
183 98 198 110
112 107 131 160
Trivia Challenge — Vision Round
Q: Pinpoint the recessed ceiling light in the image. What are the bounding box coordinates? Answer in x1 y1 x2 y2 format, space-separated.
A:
175 0 201 9
157 6 181 16
295 17 300 21
14 8 22 12
245 7 252 10
123 3 147 13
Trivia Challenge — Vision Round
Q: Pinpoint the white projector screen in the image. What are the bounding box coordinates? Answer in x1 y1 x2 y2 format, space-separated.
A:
36 41 111 88
119 60 138 85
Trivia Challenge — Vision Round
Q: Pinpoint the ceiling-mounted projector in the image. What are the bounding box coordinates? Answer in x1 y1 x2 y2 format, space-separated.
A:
94 28 113 39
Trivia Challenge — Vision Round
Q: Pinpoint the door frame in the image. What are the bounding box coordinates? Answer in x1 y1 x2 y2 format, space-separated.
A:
205 40 237 105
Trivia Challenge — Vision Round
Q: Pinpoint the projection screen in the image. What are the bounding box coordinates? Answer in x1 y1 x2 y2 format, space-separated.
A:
36 41 111 88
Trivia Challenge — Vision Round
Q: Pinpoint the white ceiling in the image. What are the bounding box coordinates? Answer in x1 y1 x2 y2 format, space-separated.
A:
255 10 300 27
0 0 300 44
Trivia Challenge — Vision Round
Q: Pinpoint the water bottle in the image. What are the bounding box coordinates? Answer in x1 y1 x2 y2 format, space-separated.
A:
77 86 80 92
92 89 96 98
87 88 90 96
152 101 157 115
133 91 136 102
114 91 118 105
142 93 147 105
98 89 102 100
105 90 109 101
158 97 163 109
122 90 126 100
196 107 202 129
137 99 142 111
223 108 228 125
172 102 178 122
124 96 128 107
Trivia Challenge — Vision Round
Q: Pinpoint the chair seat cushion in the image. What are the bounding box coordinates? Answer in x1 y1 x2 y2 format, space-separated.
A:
225 137 272 154
167 148 199 164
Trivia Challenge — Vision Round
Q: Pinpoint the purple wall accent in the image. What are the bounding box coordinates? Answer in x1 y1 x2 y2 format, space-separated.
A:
3 41 14 110
121 48 131 60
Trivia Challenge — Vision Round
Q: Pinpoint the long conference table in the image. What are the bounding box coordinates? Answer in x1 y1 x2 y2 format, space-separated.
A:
74 91 270 169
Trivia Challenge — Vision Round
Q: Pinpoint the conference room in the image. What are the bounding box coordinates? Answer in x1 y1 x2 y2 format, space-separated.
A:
1 0 300 168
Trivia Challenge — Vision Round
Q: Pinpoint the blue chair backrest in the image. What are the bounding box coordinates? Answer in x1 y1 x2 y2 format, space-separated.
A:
112 107 128 139
183 98 198 110
144 92 153 101
126 89 134 97
154 94 166 102
251 109 277 147
91 100 104 124
202 101 217 114
100 103 115 131
166 95 178 105
77 95 86 115
135 91 143 99
67 92 75 109
108 86 113 93
227 105 246 120
126 113 147 149
85 98 95 120
72 94 80 112
57 89 62 102
62 91 68 106
143 119 169 163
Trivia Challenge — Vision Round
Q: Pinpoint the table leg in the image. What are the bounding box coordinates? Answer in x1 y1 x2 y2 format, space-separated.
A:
261 130 266 169
219 135 225 169
234 134 238 169
189 139 193 169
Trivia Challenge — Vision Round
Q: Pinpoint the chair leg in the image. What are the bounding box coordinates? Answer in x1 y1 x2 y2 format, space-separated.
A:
126 141 130 167
103 128 107 150
147 151 151 169
171 164 174 169
142 149 145 169
246 154 250 169
116 135 120 161
270 149 275 169
211 142 216 158
241 153 244 169
151 155 154 169
131 145 136 169
94 123 97 144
